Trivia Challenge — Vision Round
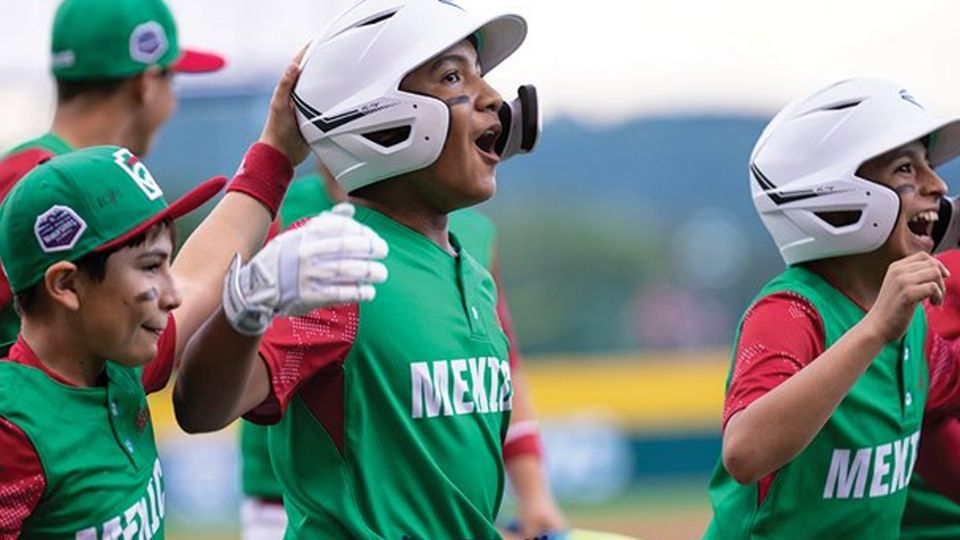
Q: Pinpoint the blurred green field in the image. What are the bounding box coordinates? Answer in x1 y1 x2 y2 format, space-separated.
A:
166 478 710 540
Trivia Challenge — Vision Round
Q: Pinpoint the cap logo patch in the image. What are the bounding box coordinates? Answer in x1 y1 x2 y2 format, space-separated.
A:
113 148 162 200
129 21 168 64
34 206 87 253
51 50 76 69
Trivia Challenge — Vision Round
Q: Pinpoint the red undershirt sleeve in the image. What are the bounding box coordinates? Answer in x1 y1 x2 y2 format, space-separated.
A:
0 416 45 538
723 291 825 428
243 218 359 425
244 303 359 425
723 291 825 505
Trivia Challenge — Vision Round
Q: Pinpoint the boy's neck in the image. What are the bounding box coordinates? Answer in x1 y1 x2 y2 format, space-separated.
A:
349 181 455 256
51 98 135 153
20 317 107 387
805 251 893 311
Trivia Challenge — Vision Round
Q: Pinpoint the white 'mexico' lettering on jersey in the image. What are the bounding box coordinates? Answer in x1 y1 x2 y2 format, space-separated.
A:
74 458 165 539
411 357 512 419
822 431 920 500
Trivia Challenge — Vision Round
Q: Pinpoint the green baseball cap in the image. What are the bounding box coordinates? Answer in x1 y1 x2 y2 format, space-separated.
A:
0 146 225 293
51 0 226 81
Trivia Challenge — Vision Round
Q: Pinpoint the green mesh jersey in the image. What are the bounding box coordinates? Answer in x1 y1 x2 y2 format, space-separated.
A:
0 360 165 538
704 266 927 540
251 202 511 539
240 175 501 507
0 133 74 353
900 474 960 539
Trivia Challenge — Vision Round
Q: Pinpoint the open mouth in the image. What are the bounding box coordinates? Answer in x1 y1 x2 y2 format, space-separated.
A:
474 125 502 157
907 209 938 241
141 324 165 338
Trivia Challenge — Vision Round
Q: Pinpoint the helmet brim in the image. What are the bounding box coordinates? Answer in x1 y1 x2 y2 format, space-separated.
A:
474 14 527 75
929 116 960 168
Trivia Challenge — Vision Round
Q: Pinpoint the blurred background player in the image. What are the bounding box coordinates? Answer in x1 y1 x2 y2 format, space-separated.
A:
238 165 564 539
900 236 960 538
0 0 225 351
173 0 552 537
704 78 960 538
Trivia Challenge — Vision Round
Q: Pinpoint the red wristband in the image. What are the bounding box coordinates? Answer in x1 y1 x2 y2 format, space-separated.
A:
226 142 294 218
503 421 544 462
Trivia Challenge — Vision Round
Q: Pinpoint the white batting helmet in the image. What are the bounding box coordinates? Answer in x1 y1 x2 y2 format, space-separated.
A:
751 78 960 266
293 0 531 193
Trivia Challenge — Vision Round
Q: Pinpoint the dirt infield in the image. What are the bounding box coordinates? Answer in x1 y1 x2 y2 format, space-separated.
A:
571 505 709 540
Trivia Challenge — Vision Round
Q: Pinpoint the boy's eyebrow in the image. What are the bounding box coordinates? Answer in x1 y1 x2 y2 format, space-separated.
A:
136 249 171 260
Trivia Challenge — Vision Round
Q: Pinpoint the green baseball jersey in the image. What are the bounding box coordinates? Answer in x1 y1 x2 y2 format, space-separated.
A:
248 202 511 539
0 133 74 353
240 175 501 505
0 354 164 538
704 266 927 540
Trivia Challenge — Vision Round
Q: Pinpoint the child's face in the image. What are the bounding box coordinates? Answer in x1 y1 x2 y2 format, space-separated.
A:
77 227 181 366
398 39 504 211
858 140 948 259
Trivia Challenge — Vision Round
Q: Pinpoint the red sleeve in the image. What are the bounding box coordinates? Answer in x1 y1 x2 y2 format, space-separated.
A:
141 313 177 394
244 302 359 424
0 148 54 201
924 251 960 419
914 417 960 503
0 417 45 537
722 291 826 428
721 291 825 504
0 148 55 314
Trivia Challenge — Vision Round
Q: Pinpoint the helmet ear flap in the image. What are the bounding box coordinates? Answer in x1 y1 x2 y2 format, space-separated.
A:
299 90 451 193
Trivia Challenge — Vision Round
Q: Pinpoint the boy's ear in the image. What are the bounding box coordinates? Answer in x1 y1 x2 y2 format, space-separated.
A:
136 66 165 106
43 261 83 311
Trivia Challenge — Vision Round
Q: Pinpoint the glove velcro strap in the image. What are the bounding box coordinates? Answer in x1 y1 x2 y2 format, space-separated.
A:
222 254 274 336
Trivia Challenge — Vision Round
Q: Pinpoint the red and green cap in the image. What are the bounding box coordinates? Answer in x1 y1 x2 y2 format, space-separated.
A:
0 146 225 293
51 0 226 81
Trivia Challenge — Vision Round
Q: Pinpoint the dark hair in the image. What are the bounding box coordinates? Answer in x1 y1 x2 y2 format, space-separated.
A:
14 219 175 315
55 69 170 104
56 77 129 104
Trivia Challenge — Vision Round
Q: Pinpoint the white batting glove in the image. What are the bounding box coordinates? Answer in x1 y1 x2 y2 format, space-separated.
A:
222 203 388 336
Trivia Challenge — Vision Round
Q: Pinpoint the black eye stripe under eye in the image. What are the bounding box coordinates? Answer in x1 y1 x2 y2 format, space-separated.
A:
445 95 469 106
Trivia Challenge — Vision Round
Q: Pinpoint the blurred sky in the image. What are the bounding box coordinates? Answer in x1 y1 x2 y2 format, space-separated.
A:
2 0 959 147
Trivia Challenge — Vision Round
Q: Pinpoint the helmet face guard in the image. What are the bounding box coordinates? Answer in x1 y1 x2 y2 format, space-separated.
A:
293 0 534 193
496 84 541 160
750 78 960 266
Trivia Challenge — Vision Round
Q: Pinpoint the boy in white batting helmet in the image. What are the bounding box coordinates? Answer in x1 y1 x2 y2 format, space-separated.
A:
705 78 960 539
172 0 558 537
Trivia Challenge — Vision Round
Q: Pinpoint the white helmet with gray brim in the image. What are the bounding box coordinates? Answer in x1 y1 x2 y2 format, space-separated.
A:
293 0 536 193
751 77 960 266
